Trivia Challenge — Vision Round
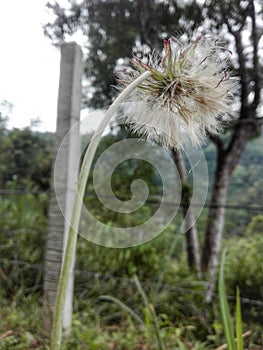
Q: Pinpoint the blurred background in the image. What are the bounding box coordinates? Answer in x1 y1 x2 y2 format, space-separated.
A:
0 0 262 349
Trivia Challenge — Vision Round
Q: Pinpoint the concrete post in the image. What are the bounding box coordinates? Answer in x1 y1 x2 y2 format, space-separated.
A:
43 42 82 335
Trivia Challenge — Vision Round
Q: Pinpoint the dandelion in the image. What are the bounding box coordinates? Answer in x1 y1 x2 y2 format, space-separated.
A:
51 35 238 350
118 36 238 149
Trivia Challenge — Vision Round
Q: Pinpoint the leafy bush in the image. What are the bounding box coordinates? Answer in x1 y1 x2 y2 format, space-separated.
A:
0 193 48 298
224 231 263 301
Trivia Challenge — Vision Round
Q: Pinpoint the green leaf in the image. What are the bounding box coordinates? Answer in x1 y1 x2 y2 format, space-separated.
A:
99 295 144 326
219 250 235 350
134 275 166 350
235 287 244 350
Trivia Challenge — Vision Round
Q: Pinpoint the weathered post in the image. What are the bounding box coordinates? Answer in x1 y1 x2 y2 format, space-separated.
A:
43 42 82 335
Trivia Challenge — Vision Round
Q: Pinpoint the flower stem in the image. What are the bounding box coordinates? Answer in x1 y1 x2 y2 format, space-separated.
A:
50 70 151 350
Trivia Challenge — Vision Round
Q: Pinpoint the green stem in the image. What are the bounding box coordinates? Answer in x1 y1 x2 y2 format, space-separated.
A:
50 70 151 350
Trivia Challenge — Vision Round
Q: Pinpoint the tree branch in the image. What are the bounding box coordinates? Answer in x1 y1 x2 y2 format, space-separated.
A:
208 133 225 153
249 0 262 111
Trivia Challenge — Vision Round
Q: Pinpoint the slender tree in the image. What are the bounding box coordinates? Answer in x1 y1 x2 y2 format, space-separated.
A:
200 0 262 301
135 0 202 272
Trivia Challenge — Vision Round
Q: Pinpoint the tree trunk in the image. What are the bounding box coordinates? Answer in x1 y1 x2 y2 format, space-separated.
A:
201 0 261 300
201 151 230 302
136 2 201 273
136 0 159 50
202 121 258 302
172 149 201 273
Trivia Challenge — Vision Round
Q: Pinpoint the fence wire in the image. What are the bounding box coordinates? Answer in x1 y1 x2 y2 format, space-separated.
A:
1 258 262 308
0 189 263 212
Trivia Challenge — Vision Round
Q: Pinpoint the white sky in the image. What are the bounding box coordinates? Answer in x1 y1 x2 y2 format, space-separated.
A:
0 0 61 132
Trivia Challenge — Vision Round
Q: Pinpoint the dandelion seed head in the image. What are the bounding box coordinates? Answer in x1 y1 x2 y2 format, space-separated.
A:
118 36 238 149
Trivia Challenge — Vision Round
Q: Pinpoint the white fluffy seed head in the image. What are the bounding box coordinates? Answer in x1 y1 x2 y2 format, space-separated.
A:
117 36 238 149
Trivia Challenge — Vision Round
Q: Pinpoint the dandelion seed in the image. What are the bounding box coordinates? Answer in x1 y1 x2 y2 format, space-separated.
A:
118 36 238 149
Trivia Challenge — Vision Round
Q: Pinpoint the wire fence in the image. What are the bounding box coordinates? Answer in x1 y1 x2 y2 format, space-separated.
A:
1 258 263 308
1 187 262 312
0 189 263 212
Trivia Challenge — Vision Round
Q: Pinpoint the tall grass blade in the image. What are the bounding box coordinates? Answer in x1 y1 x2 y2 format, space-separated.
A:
134 275 166 350
218 250 235 350
235 287 243 350
99 295 144 326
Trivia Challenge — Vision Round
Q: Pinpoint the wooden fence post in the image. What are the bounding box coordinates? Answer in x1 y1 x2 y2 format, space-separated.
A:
43 42 82 335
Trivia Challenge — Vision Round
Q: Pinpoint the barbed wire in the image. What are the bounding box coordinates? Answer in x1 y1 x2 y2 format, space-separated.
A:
0 189 47 195
0 189 262 212
0 258 262 308
75 269 263 307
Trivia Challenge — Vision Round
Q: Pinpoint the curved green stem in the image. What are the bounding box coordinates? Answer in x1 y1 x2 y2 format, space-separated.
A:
50 70 151 350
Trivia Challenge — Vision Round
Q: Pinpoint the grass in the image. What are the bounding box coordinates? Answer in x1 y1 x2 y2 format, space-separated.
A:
218 250 255 350
0 287 262 350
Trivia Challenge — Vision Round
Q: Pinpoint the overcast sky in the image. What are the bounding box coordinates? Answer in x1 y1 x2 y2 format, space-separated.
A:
0 0 61 131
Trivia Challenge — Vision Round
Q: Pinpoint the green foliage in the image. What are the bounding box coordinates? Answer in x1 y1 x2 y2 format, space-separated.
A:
99 275 211 350
133 275 166 350
0 126 53 190
225 139 263 237
218 251 250 350
236 288 243 350
0 125 262 347
245 214 263 237
0 102 261 349
75 225 180 281
0 249 262 349
219 251 236 350
0 294 46 349
223 232 263 302
198 137 263 237
0 193 48 298
83 128 163 229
